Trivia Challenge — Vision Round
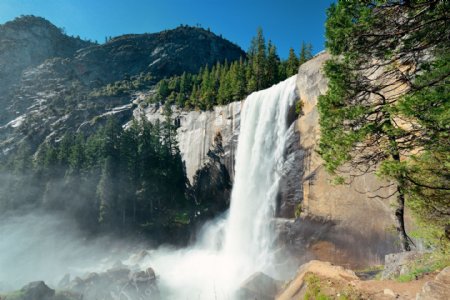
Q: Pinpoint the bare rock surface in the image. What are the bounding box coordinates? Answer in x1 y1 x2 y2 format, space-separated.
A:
416 267 450 300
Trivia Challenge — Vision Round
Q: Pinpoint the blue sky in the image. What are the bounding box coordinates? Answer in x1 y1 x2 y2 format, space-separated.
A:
0 0 334 58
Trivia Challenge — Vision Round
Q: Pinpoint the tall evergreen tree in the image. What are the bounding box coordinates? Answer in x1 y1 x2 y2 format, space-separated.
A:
286 47 299 77
299 41 313 65
319 0 450 251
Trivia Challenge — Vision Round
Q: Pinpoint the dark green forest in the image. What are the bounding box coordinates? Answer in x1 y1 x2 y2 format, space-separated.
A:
0 108 195 241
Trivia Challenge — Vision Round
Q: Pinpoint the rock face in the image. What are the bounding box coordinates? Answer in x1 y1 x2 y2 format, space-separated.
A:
416 267 450 300
190 132 233 218
292 52 399 266
136 101 241 184
0 16 245 157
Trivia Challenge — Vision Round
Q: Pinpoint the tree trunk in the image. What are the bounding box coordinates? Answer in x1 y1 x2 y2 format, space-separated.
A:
395 183 411 251
389 133 411 252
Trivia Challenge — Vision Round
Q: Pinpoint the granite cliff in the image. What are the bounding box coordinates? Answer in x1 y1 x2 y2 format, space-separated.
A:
140 52 400 267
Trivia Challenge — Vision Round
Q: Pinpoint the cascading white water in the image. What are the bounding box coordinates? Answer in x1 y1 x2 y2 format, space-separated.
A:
223 74 297 270
136 75 298 299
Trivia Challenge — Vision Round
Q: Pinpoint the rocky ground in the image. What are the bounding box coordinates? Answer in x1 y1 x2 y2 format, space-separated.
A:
2 251 448 300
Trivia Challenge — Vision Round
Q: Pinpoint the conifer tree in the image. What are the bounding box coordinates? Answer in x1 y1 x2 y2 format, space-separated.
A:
319 0 449 250
286 47 299 77
299 41 313 65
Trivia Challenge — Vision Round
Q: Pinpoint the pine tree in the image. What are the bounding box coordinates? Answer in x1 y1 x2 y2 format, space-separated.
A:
319 0 450 251
299 41 313 65
266 41 280 86
248 27 267 90
286 47 299 77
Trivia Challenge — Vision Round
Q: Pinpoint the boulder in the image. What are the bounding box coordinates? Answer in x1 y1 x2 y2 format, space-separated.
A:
237 272 282 300
66 264 159 300
382 251 426 279
416 266 450 300
435 266 450 285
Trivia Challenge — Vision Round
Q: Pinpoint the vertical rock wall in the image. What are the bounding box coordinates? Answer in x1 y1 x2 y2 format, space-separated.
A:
291 52 400 267
140 52 401 267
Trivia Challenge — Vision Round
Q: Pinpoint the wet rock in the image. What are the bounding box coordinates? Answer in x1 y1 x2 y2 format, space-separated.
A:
190 132 232 219
66 264 159 300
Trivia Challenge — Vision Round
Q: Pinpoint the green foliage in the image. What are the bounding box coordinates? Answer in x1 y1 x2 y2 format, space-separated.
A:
299 41 313 65
395 252 450 282
0 116 195 236
147 28 314 110
319 0 450 250
286 47 299 77
303 274 330 300
90 72 155 97
295 98 304 116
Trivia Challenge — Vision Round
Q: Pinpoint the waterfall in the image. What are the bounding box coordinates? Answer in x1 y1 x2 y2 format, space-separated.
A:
137 75 298 299
223 74 297 273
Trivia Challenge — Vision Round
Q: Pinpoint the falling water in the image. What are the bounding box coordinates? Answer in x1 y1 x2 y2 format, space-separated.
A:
136 75 298 299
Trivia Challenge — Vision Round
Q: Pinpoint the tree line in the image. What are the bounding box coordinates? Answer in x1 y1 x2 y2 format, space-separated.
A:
0 108 197 240
150 28 313 110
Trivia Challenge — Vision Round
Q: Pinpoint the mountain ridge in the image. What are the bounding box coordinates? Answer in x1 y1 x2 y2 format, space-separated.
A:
0 15 245 157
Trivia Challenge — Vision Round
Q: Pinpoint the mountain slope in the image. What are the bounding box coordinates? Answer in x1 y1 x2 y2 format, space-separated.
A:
0 16 245 157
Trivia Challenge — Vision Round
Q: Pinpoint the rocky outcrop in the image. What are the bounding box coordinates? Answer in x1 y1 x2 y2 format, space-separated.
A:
416 267 450 300
190 132 232 218
382 251 427 280
276 260 359 300
0 16 92 127
60 263 159 300
72 26 245 86
416 268 450 300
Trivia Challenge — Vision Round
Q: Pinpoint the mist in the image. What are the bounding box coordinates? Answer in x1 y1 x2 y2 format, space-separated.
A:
0 210 143 291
